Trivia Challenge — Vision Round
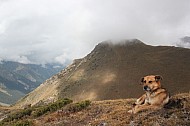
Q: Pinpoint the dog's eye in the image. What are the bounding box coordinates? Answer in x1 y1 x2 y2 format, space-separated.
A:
149 81 152 83
143 80 146 83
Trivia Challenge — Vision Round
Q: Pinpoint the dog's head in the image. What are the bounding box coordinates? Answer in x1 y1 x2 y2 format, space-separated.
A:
140 75 163 92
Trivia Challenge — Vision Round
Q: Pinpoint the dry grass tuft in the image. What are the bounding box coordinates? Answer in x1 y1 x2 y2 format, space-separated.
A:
1 93 190 126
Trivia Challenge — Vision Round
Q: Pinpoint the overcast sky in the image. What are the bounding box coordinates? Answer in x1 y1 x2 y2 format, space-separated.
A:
0 0 190 64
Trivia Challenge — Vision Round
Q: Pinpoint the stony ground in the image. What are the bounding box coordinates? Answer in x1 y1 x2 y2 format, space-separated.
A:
34 99 134 126
34 93 190 126
1 93 190 126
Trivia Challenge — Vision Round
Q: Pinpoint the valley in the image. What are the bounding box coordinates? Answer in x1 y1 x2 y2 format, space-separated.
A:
0 61 65 105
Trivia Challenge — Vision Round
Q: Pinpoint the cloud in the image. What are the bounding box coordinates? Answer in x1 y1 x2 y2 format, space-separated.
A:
0 0 190 64
176 36 190 48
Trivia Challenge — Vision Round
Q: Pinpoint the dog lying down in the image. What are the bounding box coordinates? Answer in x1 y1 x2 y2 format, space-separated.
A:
128 75 170 114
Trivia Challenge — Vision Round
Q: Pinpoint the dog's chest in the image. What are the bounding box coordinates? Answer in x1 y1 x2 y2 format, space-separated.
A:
145 92 157 104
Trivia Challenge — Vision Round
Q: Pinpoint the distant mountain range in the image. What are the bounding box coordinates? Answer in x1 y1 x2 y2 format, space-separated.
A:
15 39 190 108
0 61 65 104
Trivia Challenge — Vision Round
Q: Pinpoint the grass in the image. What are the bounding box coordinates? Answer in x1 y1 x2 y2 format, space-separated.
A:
1 93 190 126
0 98 73 126
13 120 33 126
65 100 91 113
129 93 190 126
31 98 72 117
39 93 190 126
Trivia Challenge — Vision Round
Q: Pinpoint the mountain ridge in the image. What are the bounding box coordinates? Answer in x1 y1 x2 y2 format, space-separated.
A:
15 39 190 108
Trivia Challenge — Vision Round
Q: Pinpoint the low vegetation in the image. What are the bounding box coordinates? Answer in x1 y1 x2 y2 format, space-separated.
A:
1 93 190 125
12 120 33 126
35 93 190 126
129 93 190 126
65 100 91 113
0 98 73 126
32 98 72 117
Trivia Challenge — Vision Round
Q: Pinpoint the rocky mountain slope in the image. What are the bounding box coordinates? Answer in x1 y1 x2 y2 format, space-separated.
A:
15 39 190 107
0 61 64 104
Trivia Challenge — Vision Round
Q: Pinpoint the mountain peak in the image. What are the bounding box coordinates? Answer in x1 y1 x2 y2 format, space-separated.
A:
92 39 145 54
97 39 144 46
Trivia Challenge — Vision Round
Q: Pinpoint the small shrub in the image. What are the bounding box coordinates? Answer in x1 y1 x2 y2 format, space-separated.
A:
31 106 50 117
67 100 91 112
2 98 73 123
13 120 33 126
32 98 73 117
2 108 33 122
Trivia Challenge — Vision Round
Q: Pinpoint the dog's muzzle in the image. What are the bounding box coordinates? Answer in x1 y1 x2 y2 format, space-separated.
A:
143 85 151 91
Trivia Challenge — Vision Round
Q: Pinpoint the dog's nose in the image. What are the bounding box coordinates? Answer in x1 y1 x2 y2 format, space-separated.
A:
143 85 148 91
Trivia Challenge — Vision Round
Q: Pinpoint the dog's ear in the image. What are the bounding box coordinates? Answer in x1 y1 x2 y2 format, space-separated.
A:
155 75 163 82
140 77 144 84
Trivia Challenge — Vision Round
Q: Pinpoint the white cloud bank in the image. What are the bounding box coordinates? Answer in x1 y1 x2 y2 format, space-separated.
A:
0 0 190 64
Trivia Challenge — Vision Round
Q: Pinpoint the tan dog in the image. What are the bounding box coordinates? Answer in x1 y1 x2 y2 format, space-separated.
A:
128 75 169 114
